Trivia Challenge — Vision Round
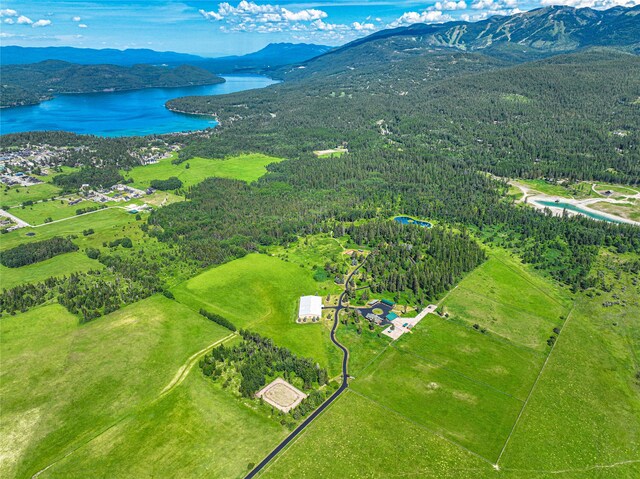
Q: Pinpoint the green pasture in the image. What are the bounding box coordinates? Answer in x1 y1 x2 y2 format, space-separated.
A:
351 346 523 461
171 253 342 375
0 208 139 251
440 251 571 351
1 182 62 208
122 153 283 189
1 252 102 289
260 390 494 478
8 199 97 225
0 296 233 478
396 316 545 400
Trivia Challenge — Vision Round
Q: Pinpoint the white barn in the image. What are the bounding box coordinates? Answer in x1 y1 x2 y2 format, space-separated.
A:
298 296 323 320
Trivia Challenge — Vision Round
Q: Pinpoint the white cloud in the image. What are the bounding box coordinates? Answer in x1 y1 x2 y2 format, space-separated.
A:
32 19 52 28
352 21 376 31
0 32 15 38
471 0 519 9
78 23 88 28
281 8 326 21
434 1 468 10
389 10 453 27
72 16 81 22
4 17 14 24
0 8 18 17
17 15 33 25
199 9 223 21
199 2 328 25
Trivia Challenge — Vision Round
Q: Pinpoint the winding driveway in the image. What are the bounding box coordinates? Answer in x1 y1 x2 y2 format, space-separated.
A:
245 258 367 479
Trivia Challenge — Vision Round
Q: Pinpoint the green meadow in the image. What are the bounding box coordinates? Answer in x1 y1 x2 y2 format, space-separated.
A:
351 345 523 460
171 253 342 375
0 207 139 251
8 199 97 225
259 390 495 479
395 316 545 400
0 252 101 289
1 182 62 207
0 296 240 478
440 251 571 351
122 153 283 188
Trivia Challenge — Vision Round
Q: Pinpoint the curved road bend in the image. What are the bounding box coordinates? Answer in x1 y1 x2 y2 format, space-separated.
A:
245 259 367 479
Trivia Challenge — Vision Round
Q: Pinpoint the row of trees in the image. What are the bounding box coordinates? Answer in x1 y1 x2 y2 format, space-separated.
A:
0 236 77 268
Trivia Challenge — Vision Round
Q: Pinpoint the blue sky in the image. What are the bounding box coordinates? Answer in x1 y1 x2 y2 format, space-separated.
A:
0 0 637 56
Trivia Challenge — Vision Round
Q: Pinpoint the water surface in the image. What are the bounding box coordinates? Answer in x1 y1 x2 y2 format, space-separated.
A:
0 75 277 137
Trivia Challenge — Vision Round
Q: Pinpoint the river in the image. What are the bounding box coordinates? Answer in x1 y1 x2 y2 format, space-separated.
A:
0 74 277 137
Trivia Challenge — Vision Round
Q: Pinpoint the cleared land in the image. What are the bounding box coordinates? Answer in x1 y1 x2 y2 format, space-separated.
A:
440 251 571 351
0 251 101 289
0 296 240 478
257 378 307 413
1 183 62 207
259 390 495 478
171 253 342 375
7 199 98 226
122 153 283 189
0 208 139 251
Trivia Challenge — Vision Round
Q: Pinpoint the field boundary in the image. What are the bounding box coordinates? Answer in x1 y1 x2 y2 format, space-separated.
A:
495 304 576 467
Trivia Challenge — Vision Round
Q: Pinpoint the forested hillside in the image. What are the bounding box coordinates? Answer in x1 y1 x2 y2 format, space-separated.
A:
169 50 640 184
0 61 224 108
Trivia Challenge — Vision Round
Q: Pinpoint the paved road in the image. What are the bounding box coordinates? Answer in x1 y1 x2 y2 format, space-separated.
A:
245 259 366 479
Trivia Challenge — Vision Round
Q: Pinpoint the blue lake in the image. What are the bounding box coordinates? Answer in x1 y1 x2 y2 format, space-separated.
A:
535 200 624 224
0 74 278 137
394 216 433 228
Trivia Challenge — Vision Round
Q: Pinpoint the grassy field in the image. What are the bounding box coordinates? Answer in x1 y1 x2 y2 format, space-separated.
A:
518 179 594 199
0 207 140 251
122 153 283 189
395 316 545 400
259 390 495 478
1 183 62 207
351 345 523 460
0 296 248 477
0 252 102 289
7 199 98 225
498 260 640 474
336 320 391 378
440 251 572 351
171 253 342 375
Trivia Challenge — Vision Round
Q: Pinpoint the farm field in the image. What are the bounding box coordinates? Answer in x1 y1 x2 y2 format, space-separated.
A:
440 251 572 351
351 345 523 460
1 182 62 207
518 179 594 198
122 153 283 189
498 264 640 474
395 316 545 400
40 368 288 479
0 296 236 479
0 251 102 289
8 198 97 225
171 253 342 375
0 207 140 250
259 390 495 478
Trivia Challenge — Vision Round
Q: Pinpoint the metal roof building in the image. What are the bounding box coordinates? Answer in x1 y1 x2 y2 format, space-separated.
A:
298 296 323 319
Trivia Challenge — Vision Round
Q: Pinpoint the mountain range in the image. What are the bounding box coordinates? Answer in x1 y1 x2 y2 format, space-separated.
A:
0 43 331 72
275 5 640 80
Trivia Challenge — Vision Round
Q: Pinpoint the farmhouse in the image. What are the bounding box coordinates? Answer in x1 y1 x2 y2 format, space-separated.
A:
298 295 322 320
